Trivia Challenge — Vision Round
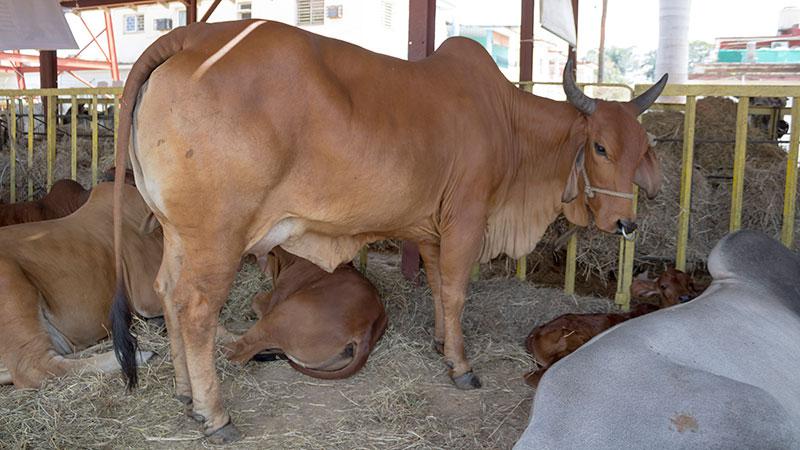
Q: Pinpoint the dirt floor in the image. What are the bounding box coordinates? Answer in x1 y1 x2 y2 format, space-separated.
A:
0 251 619 449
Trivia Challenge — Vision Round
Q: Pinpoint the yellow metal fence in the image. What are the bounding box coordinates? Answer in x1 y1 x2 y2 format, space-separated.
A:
1 87 122 202
1 84 796 309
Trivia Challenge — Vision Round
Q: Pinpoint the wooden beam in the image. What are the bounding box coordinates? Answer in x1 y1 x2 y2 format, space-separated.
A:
187 0 197 23
408 0 436 62
200 0 223 22
519 0 534 82
402 0 437 283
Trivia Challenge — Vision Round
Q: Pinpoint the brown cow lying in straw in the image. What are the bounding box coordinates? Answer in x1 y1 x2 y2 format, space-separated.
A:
523 268 702 387
0 168 135 228
0 182 162 388
0 179 89 227
224 247 387 380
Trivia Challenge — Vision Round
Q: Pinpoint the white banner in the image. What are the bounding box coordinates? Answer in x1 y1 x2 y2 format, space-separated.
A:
0 0 78 50
540 0 576 47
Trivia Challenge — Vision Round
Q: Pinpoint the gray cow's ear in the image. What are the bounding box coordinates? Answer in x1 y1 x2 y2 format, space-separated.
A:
562 146 585 203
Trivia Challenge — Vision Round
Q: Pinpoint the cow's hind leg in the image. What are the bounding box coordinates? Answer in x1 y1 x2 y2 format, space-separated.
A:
163 242 242 444
154 242 196 417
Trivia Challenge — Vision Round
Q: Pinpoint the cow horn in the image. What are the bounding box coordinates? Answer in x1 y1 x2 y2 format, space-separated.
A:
563 58 596 116
629 73 669 115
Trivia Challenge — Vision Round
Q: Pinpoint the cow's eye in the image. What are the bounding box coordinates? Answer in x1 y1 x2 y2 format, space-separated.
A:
660 284 667 290
594 143 607 157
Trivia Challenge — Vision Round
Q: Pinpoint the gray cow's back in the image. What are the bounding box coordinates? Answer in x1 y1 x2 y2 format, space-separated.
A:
515 231 800 449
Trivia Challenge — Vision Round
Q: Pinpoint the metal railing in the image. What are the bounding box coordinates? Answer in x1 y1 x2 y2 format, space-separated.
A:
1 87 122 202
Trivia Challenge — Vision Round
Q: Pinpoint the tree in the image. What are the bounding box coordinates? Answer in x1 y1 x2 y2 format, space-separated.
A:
688 40 713 72
598 0 608 83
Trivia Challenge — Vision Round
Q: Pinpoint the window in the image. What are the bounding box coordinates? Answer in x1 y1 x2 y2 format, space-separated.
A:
297 0 324 26
177 10 187 26
382 1 392 29
326 4 343 19
238 2 252 20
154 18 173 31
124 14 145 33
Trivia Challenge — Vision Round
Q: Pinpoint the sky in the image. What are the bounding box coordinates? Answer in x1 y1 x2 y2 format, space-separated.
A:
448 0 800 53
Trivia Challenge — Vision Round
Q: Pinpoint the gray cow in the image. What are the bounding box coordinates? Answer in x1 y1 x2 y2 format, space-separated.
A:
515 230 800 450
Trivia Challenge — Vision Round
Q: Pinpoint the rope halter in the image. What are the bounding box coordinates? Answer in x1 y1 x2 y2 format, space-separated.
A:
580 168 635 200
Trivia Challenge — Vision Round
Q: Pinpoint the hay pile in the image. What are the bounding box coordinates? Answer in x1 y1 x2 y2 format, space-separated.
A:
532 97 797 284
0 135 115 200
0 253 616 448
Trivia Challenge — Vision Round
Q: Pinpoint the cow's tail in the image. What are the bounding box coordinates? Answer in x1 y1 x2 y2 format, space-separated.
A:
111 25 192 390
289 313 388 380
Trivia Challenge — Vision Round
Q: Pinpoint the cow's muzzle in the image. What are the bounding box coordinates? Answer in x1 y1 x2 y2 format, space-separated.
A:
616 219 637 241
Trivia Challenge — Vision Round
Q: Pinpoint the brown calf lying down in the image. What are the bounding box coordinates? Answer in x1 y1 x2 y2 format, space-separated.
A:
523 268 703 387
0 182 163 388
523 303 660 387
224 247 387 380
0 168 135 228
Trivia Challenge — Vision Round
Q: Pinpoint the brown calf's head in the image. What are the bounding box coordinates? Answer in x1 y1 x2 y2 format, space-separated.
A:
631 268 700 307
561 59 666 236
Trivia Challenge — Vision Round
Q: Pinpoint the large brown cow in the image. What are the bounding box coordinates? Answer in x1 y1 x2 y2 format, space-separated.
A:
111 21 666 442
224 246 387 379
0 182 162 388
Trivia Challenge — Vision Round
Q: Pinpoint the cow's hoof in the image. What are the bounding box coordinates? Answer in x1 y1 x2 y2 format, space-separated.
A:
432 339 445 355
452 370 482 390
175 395 197 419
206 421 242 445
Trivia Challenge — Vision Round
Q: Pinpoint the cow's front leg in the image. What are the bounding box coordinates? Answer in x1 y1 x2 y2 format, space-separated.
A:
437 219 484 390
418 241 445 354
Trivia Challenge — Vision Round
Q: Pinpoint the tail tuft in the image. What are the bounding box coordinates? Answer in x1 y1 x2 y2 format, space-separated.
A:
111 280 139 390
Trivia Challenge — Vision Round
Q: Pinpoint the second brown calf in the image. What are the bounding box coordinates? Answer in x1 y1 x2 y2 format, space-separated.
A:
524 268 703 387
224 247 387 380
523 303 659 387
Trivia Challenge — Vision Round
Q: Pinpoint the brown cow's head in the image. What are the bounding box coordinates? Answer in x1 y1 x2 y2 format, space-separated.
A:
560 59 666 236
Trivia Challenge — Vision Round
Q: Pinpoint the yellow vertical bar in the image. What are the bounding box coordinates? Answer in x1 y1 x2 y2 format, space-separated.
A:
358 246 368 273
781 98 800 248
515 256 526 281
564 232 577 294
91 95 99 186
614 236 625 295
71 96 77 180
113 94 120 160
616 187 639 312
46 95 55 191
27 96 34 200
730 97 749 232
675 96 697 271
470 262 480 282
9 98 17 203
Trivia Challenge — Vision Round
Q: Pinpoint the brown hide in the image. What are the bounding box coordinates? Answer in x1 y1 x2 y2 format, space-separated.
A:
112 21 665 437
631 268 703 307
0 183 162 388
0 179 89 227
224 247 387 379
523 303 660 387
0 169 137 228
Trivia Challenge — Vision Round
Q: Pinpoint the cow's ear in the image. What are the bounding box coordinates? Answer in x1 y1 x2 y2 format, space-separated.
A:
562 146 585 203
634 148 661 199
630 278 660 298
139 212 161 235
